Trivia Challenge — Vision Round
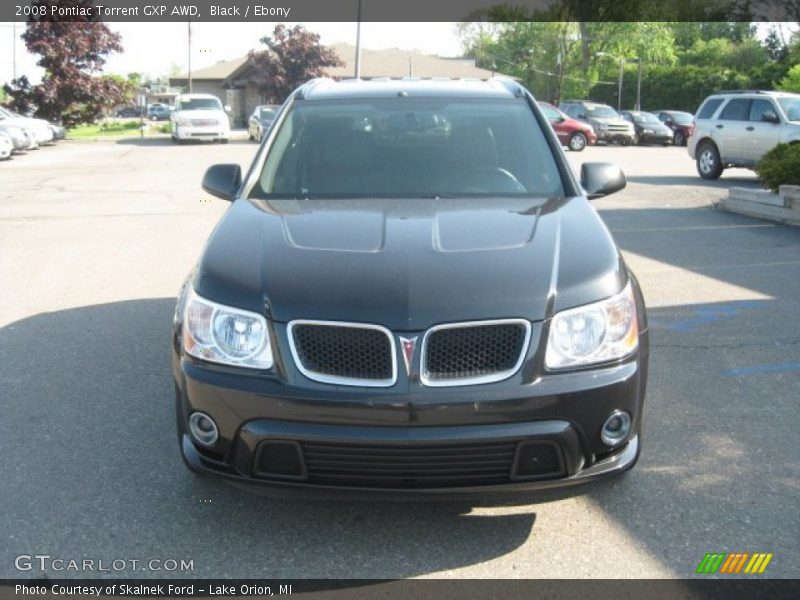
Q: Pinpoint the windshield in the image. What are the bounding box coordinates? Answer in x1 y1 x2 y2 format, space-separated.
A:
587 106 618 118
250 97 564 199
258 107 278 119
178 98 222 111
630 112 660 124
669 112 693 125
778 97 800 121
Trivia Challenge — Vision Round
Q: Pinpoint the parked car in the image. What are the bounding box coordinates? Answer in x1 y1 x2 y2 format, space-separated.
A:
116 105 141 118
0 131 12 160
689 90 800 179
651 110 694 146
171 94 231 144
538 101 597 151
0 107 54 145
148 104 172 121
559 100 635 145
50 123 66 141
620 110 674 146
248 105 281 143
0 123 37 152
172 77 648 497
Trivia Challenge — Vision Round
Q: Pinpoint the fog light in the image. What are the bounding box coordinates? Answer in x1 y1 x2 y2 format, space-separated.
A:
601 410 631 447
188 412 219 446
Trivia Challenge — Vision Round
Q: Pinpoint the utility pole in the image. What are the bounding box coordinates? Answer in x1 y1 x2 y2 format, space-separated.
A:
12 21 17 80
187 22 193 93
636 58 642 111
354 0 362 78
617 58 623 112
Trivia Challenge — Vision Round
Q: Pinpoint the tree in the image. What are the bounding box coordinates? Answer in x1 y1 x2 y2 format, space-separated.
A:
777 65 800 93
245 25 343 104
2 1 128 127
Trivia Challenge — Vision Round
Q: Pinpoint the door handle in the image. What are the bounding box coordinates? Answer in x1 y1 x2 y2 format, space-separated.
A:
746 126 755 131
715 124 724 129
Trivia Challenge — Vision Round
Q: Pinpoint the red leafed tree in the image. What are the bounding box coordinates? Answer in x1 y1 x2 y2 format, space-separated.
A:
3 1 129 127
246 25 343 104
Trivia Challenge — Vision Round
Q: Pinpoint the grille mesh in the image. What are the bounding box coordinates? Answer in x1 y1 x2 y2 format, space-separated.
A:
424 322 527 382
302 441 517 488
291 323 393 382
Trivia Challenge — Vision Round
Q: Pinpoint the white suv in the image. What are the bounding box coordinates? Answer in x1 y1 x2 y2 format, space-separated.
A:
171 94 231 144
688 90 800 179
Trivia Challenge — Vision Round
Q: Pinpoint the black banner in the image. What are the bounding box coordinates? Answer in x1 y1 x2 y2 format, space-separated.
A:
2 0 800 23
2 580 800 600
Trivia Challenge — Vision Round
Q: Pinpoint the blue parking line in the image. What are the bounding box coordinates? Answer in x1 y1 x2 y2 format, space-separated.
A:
651 300 767 332
725 363 800 377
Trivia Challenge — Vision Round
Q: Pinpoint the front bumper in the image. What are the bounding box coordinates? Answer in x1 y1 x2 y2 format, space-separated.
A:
174 126 229 140
173 339 647 497
595 130 635 143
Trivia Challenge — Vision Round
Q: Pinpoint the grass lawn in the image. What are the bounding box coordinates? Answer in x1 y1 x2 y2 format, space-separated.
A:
67 121 170 140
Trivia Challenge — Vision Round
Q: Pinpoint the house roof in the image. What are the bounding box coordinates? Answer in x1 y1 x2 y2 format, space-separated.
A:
324 43 497 80
171 56 247 83
170 44 498 88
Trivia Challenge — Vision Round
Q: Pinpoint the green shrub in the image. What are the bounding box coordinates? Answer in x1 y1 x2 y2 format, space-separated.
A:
754 143 800 193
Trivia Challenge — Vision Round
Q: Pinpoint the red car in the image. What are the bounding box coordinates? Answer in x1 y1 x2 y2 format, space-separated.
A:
538 102 597 151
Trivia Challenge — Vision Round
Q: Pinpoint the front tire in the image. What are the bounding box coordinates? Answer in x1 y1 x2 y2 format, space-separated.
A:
568 132 587 152
696 142 723 180
674 130 686 146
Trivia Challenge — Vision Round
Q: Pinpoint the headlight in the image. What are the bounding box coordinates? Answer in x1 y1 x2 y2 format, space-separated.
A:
177 117 191 126
596 123 608 131
545 282 638 370
181 288 273 369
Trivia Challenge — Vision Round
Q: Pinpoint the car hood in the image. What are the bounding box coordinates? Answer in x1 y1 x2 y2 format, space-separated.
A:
194 197 626 330
590 117 632 128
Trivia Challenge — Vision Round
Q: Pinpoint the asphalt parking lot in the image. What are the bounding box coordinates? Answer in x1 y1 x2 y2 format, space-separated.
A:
1 139 798 579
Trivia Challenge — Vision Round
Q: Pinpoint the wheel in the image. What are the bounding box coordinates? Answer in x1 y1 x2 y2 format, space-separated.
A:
674 130 686 146
620 137 631 147
256 128 262 143
248 130 254 141
696 142 723 180
221 138 229 145
568 132 587 152
634 134 643 146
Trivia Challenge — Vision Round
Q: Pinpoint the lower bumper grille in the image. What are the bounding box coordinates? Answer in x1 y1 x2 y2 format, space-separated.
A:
301 441 518 488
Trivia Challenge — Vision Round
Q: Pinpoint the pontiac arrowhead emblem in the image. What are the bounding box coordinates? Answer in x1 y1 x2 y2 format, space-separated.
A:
399 336 418 376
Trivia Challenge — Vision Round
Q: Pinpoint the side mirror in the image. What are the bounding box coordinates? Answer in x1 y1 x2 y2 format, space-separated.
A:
202 164 241 201
761 110 780 124
224 105 232 113
581 162 626 199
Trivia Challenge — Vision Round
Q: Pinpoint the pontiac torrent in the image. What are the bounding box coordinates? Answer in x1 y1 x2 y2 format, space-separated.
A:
172 77 649 496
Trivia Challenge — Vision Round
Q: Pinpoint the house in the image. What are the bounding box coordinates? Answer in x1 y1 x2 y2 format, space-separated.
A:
170 44 499 127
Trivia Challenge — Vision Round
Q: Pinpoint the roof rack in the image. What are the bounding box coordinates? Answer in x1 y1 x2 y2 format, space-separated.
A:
489 76 526 97
713 90 771 95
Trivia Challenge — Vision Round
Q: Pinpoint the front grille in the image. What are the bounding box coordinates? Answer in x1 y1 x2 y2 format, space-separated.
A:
301 441 518 488
607 124 631 132
422 320 530 386
191 119 218 126
289 321 396 386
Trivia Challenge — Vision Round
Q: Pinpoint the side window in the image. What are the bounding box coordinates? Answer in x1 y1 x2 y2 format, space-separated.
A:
750 99 777 122
697 98 723 120
621 113 632 122
657 113 669 122
540 105 560 120
718 99 751 121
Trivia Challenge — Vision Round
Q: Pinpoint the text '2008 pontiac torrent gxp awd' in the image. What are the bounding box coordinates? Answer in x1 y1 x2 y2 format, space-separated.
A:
172 78 648 497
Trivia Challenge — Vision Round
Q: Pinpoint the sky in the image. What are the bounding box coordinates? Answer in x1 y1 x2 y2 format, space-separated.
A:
0 22 464 85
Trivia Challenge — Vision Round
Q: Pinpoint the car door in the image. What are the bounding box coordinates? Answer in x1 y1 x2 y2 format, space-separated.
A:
744 98 782 163
714 98 751 162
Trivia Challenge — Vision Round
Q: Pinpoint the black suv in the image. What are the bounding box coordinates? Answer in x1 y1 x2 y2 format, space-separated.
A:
173 78 649 497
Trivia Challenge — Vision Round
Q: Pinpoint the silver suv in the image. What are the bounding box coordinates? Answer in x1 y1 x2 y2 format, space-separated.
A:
689 90 800 179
